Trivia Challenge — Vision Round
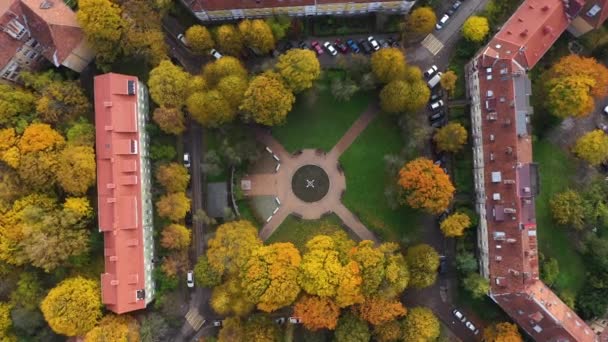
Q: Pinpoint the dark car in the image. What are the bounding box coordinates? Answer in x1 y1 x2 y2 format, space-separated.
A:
387 36 399 47
311 41 324 55
335 39 349 53
298 40 309 49
431 117 448 128
452 1 462 11
346 39 360 53
359 39 372 54
429 111 445 121
439 256 447 274
379 39 389 48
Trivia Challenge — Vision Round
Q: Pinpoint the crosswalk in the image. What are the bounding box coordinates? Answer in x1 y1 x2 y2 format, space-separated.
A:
185 308 205 331
421 34 444 55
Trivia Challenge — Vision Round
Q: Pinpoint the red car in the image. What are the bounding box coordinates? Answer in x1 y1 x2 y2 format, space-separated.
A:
334 39 349 53
311 41 324 55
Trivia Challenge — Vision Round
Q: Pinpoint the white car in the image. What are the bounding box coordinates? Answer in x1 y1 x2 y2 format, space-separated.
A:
183 153 191 168
465 321 479 335
603 105 608 115
209 48 223 60
186 270 194 288
436 14 450 30
323 41 338 56
424 65 439 78
212 320 222 327
288 317 302 324
177 33 188 46
367 36 380 51
452 309 466 322
430 99 444 111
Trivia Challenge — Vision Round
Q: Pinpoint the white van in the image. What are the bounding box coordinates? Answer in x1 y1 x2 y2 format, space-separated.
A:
430 100 444 111
428 72 442 88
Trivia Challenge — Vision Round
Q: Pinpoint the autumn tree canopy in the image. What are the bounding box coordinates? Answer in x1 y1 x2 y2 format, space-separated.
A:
216 75 249 110
293 295 340 331
240 72 295 126
297 235 344 298
202 56 248 88
397 158 455 214
275 49 321 93
194 255 222 288
36 80 90 124
334 312 371 342
238 19 275 54
155 192 191 222
573 129 608 166
148 60 191 108
440 212 472 237
84 314 140 342
356 297 407 325
403 7 437 36
406 244 440 289
40 277 102 336
371 48 407 84
440 70 458 97
187 91 236 128
380 80 429 114
76 0 126 67
216 24 244 56
550 189 586 229
463 273 490 299
55 145 97 195
433 122 468 153
207 220 262 277
185 25 214 54
484 322 523 342
153 107 185 135
0 84 36 126
155 162 190 193
462 16 490 42
18 123 65 154
401 307 440 342
160 224 191 251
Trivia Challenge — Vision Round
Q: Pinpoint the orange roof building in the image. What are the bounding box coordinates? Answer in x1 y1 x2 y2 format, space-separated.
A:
467 0 600 340
94 73 155 314
183 0 416 21
0 0 94 83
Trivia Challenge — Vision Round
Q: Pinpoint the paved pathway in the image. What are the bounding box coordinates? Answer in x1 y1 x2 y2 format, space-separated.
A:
247 107 379 243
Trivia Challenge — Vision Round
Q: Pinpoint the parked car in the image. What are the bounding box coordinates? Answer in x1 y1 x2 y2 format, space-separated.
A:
452 309 467 322
436 14 450 30
379 39 389 48
186 270 194 288
431 117 447 128
603 105 608 115
346 39 360 53
323 41 338 56
213 320 223 327
424 65 439 78
439 255 447 274
427 72 443 88
430 99 445 111
451 1 462 11
359 39 372 54
465 321 479 335
209 48 223 60
430 92 442 102
429 111 445 122
288 317 302 324
335 39 349 53
387 36 398 47
311 41 324 55
183 153 191 168
367 36 380 51
298 40 309 49
177 33 188 46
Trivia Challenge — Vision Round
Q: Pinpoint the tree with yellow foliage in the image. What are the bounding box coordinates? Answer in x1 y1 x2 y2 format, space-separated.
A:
207 220 262 277
484 322 523 342
550 189 586 229
440 70 458 97
0 302 13 340
187 91 236 128
185 25 214 54
349 240 386 296
194 255 221 288
373 320 402 342
276 49 321 93
293 295 340 331
216 24 244 56
550 55 608 99
433 122 468 153
243 314 281 342
160 251 189 277
398 158 454 214
335 260 364 307
356 297 407 325
155 162 190 193
241 242 301 312
0 128 19 168
371 48 407 84
84 314 140 342
64 197 94 219
462 16 490 42
211 277 255 316
77 0 126 68
573 130 608 166
148 60 191 108
216 75 249 110
401 307 440 342
18 123 65 154
463 272 490 299
202 56 248 87
406 244 440 289
240 72 295 126
380 80 429 114
55 145 97 195
0 84 36 126
297 235 344 297
218 317 244 342
17 151 58 190
160 224 191 251
36 80 90 124
440 212 472 237
153 107 185 135
155 192 191 222
238 19 275 54
403 7 437 36
40 277 102 336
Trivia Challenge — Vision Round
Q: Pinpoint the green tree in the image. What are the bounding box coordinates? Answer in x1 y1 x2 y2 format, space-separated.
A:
331 77 359 102
266 15 291 40
40 277 102 336
401 307 440 342
238 19 275 54
462 16 490 42
240 72 295 126
215 24 244 56
463 273 489 299
139 313 169 342
573 130 608 166
187 91 236 128
550 189 586 229
148 60 191 108
185 25 214 54
194 255 221 288
406 244 440 289
77 0 126 68
371 48 406 84
66 120 95 147
433 122 468 153
275 49 321 93
334 312 370 342
541 257 560 286
10 272 43 311
403 7 437 36
455 251 478 275
373 320 401 342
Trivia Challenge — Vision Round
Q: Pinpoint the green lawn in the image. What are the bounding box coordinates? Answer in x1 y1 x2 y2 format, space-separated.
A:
534 140 586 294
339 115 423 243
266 214 352 251
271 77 371 153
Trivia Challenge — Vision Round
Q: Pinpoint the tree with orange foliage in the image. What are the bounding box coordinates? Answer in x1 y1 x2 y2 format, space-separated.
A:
293 295 340 331
155 162 190 193
335 260 364 307
484 322 523 342
153 107 185 135
160 224 191 251
356 297 407 325
155 192 190 222
18 123 65 153
397 157 454 214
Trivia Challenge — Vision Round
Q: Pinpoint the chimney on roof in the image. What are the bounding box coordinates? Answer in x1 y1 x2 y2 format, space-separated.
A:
543 26 553 35
520 29 529 37
542 5 550 11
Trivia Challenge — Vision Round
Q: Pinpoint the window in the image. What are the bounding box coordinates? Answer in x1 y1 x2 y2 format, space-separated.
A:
127 80 136 95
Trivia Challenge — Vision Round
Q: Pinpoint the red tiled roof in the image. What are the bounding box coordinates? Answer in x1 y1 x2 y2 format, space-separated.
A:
578 0 608 29
0 0 23 68
472 0 600 340
191 0 402 11
94 73 148 314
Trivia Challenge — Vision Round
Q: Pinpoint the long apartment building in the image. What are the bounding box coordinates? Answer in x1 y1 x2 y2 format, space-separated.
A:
0 0 93 83
183 0 416 22
466 0 601 340
94 73 155 314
